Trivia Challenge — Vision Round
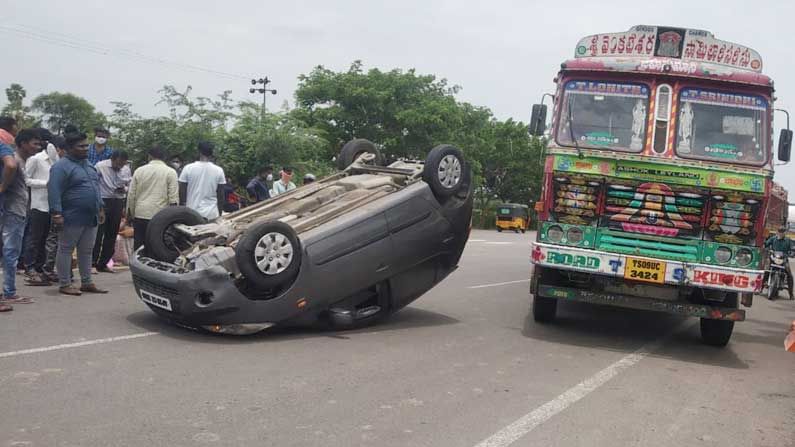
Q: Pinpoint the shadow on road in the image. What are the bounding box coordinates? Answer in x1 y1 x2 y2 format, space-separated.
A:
522 300 749 370
126 306 459 344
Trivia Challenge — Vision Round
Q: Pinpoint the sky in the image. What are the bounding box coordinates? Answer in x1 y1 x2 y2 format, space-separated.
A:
3 0 795 193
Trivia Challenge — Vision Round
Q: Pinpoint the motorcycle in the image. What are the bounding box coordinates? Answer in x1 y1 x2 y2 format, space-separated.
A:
767 251 793 300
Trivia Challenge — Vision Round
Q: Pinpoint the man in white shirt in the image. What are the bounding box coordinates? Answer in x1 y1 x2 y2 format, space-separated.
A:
93 150 132 273
178 141 226 220
23 130 63 284
271 166 296 197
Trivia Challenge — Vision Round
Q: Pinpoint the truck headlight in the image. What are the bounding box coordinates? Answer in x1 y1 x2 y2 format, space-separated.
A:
567 227 584 245
735 248 753 267
715 246 732 264
547 225 564 243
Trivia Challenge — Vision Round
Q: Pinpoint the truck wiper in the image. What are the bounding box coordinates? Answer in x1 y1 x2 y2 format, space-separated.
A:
567 98 584 159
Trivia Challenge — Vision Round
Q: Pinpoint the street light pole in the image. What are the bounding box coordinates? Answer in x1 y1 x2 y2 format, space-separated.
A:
249 77 277 116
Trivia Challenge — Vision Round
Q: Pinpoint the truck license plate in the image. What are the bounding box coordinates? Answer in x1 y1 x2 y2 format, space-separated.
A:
624 257 666 284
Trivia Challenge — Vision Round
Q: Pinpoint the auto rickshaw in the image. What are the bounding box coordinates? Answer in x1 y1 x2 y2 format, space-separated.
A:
495 203 530 233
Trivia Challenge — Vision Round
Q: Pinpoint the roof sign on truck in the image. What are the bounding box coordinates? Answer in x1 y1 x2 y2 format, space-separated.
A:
575 25 763 73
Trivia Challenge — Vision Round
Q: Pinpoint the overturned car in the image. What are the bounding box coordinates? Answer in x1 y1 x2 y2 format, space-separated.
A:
130 140 474 334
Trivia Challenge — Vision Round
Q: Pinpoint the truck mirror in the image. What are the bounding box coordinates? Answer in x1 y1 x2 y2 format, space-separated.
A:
528 104 547 137
779 128 793 162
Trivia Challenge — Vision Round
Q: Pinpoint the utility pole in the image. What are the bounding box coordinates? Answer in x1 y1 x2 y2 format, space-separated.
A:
250 77 277 116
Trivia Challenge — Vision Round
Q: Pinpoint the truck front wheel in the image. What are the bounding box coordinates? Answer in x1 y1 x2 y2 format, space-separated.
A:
700 318 734 347
533 296 557 323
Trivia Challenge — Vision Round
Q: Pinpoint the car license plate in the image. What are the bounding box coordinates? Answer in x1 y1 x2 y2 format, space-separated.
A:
139 290 173 311
624 257 666 284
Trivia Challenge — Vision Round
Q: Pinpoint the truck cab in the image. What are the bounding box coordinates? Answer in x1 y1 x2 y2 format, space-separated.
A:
528 25 793 346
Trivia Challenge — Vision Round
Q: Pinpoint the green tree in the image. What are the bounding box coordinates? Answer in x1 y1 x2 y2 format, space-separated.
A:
221 102 330 184
31 92 105 133
109 86 329 184
294 61 468 159
108 86 232 169
1 83 37 128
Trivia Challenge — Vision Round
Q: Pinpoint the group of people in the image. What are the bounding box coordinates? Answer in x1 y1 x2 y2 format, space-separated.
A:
0 115 315 314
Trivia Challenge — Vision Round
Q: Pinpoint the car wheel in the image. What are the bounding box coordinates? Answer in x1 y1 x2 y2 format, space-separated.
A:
521 228 526 233
235 221 302 290
497 228 503 232
337 138 383 170
145 206 205 262
423 145 465 199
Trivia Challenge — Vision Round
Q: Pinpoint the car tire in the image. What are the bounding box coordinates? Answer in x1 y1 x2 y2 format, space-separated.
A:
423 145 465 199
533 296 557 323
497 228 503 232
521 228 526 233
337 138 383 170
145 206 205 262
235 220 302 290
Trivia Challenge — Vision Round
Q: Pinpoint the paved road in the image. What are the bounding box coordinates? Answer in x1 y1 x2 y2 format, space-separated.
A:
1 230 794 447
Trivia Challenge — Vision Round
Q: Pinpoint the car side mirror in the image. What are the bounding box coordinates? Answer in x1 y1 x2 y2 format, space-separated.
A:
528 104 547 137
779 129 793 162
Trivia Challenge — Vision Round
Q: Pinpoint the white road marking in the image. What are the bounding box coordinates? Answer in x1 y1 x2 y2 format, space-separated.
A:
0 332 158 359
485 242 514 245
469 239 487 242
473 323 687 447
468 279 530 289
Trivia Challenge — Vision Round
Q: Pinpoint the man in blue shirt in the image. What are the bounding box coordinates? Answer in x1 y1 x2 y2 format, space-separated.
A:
86 127 113 166
48 131 108 296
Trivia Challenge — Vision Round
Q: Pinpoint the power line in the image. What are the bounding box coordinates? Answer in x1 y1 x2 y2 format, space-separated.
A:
0 24 250 81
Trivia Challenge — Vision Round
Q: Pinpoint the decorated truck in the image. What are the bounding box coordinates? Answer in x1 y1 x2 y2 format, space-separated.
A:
527 25 793 346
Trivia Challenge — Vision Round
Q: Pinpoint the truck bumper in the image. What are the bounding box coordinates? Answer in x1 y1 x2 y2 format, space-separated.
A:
535 284 745 321
531 241 763 294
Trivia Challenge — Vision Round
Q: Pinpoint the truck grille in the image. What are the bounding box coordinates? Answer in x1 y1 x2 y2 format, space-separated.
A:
596 230 700 262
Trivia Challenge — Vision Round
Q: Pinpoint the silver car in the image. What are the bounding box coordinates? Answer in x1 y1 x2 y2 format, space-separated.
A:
130 140 474 334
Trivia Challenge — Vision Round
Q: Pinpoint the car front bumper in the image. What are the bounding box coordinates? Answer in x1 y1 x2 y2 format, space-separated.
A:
530 241 764 294
129 251 309 333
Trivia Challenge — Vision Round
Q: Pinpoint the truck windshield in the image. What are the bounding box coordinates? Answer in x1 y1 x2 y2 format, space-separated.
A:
558 81 650 152
675 88 768 165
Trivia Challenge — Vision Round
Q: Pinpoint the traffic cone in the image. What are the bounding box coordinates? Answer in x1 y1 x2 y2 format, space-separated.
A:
786 320 795 352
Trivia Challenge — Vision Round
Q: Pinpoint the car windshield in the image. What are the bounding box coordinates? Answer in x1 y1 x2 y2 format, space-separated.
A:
675 88 768 165
558 81 650 152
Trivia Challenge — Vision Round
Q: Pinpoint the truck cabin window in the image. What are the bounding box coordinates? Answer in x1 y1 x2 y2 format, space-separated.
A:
676 89 768 165
558 81 650 152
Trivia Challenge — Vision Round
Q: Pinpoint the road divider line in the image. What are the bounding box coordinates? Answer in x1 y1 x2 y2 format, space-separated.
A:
473 322 689 447
468 279 530 289
0 332 158 359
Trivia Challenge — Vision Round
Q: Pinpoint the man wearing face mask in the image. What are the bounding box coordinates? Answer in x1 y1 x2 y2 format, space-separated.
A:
169 155 183 175
246 166 272 203
87 127 113 166
271 167 296 197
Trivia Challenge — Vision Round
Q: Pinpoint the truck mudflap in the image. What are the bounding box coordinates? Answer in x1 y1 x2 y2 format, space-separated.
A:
531 242 764 294
536 284 745 321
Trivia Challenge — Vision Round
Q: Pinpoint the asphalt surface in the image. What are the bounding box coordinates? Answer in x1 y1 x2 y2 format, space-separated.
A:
1 229 794 447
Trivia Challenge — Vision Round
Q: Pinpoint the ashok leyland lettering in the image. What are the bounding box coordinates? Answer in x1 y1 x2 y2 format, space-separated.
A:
527 25 794 346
